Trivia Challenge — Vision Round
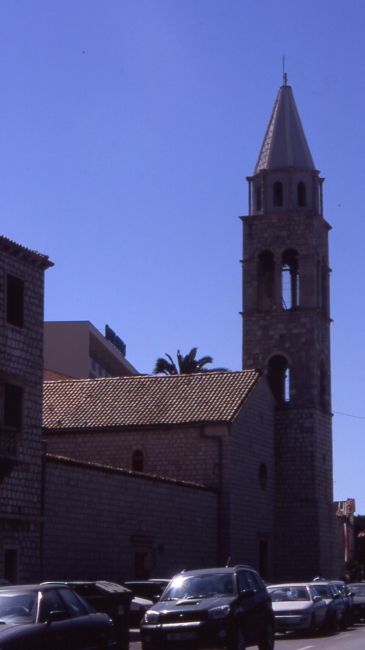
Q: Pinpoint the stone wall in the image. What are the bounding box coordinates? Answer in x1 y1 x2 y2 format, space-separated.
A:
42 454 218 582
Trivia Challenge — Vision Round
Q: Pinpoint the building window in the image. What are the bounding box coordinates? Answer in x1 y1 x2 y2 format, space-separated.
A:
4 384 22 429
6 275 24 328
259 540 269 581
282 248 299 309
256 185 261 211
273 181 283 207
268 355 289 404
259 463 267 490
132 450 144 472
297 181 306 207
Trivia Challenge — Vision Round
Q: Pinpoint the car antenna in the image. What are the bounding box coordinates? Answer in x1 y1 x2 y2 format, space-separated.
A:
226 557 231 568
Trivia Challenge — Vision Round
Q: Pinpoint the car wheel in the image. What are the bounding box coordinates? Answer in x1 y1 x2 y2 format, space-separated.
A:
229 627 246 650
258 622 275 650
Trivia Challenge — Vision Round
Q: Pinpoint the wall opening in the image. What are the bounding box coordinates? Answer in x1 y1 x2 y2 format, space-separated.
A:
255 185 261 211
132 450 144 472
134 550 150 579
258 250 275 311
268 355 289 404
282 248 299 309
273 181 283 207
259 540 269 581
4 384 23 429
297 181 307 207
6 275 24 328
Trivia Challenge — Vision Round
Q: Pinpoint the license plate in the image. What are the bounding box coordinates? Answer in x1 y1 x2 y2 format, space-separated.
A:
166 632 196 641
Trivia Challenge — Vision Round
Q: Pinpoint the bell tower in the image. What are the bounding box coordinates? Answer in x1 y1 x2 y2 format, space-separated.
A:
241 81 337 580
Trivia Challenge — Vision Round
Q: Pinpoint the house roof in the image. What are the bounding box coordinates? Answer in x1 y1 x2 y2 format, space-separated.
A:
42 370 261 431
253 84 315 174
0 234 54 269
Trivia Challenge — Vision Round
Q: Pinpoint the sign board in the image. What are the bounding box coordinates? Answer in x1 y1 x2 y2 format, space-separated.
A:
105 324 126 357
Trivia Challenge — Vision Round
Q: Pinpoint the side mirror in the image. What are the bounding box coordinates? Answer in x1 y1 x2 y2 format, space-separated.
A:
333 593 340 600
46 610 67 625
241 589 255 600
313 596 322 603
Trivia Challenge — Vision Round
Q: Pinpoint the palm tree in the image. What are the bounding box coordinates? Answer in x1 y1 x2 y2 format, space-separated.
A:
153 348 228 375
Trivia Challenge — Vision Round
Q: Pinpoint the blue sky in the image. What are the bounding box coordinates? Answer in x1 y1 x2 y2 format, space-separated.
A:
1 0 365 513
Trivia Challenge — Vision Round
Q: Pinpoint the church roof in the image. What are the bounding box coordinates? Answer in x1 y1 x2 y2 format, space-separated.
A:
253 84 315 174
42 370 261 431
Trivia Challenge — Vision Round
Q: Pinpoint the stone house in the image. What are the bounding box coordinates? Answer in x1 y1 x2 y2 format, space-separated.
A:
0 235 53 583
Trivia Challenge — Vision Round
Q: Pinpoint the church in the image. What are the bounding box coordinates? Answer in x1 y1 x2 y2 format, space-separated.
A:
0 80 340 585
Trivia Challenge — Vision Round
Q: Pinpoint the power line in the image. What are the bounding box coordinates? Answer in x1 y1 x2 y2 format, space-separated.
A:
333 411 365 420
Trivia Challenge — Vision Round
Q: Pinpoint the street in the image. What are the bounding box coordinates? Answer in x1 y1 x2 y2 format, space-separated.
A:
129 623 365 650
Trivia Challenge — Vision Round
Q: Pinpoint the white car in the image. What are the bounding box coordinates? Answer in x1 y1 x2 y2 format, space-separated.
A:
130 595 153 628
267 583 327 635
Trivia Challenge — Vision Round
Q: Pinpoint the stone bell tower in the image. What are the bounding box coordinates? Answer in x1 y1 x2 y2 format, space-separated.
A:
241 80 337 580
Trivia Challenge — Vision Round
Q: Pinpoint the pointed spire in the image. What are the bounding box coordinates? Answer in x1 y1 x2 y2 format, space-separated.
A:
253 85 315 175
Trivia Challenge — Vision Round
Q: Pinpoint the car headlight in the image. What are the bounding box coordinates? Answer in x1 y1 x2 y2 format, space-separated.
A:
208 605 230 619
144 610 159 624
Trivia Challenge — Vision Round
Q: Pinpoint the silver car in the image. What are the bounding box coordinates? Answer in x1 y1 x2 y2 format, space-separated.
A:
267 583 327 635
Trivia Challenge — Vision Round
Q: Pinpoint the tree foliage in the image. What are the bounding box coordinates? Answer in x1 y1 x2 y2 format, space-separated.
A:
153 348 228 375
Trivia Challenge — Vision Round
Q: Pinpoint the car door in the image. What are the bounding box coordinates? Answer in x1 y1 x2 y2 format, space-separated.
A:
38 588 74 650
57 587 98 650
243 570 267 642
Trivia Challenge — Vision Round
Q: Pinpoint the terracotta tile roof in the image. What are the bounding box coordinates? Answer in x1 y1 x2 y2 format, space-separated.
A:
0 234 54 269
43 370 261 431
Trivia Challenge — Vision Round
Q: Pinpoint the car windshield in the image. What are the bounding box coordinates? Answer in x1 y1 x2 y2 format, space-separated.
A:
312 585 331 599
162 574 235 600
351 585 365 596
0 591 38 624
268 586 310 602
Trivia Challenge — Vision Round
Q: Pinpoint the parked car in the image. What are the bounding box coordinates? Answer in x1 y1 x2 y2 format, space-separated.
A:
309 581 346 631
123 579 170 603
267 583 327 635
348 583 365 622
130 595 154 628
330 580 354 627
140 565 275 650
0 583 116 649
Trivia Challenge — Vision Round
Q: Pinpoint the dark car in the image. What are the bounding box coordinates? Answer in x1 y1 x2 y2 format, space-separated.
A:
309 581 346 631
330 581 354 627
348 583 365 622
140 565 275 650
0 583 116 649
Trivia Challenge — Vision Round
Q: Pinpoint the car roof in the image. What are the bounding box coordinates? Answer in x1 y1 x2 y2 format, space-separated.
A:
0 583 68 592
173 565 254 577
267 583 311 588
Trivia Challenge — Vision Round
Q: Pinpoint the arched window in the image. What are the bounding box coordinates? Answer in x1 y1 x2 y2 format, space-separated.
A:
282 248 299 309
256 185 261 211
258 250 275 311
132 450 144 472
273 181 283 207
297 181 306 207
268 355 289 404
319 359 326 409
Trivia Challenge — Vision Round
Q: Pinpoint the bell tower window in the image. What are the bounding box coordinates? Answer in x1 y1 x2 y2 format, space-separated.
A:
273 181 283 207
268 355 289 404
297 181 306 207
258 250 275 311
282 248 299 309
256 185 261 211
